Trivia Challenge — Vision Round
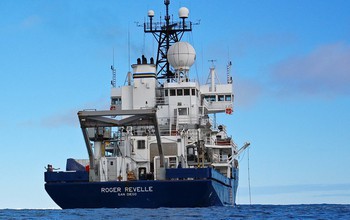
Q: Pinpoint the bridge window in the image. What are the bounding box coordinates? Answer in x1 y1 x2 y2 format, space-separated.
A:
184 89 190 96
112 97 122 105
137 140 146 149
192 89 196 96
225 95 232 101
205 95 216 102
177 89 183 96
218 95 225 101
165 90 168 96
170 89 176 96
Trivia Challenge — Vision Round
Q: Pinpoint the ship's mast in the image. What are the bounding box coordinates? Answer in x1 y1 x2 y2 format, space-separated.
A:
144 0 192 82
111 49 116 88
227 61 233 84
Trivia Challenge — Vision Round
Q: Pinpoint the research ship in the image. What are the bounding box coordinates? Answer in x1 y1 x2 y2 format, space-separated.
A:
45 0 250 209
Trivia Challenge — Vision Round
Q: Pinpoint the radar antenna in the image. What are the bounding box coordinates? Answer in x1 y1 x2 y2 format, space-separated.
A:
206 60 220 92
208 59 217 68
144 0 194 81
227 61 232 84
111 48 116 88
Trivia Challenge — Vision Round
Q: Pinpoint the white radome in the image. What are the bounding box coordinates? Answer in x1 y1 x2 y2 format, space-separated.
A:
148 10 155 17
179 7 189 18
167 42 196 71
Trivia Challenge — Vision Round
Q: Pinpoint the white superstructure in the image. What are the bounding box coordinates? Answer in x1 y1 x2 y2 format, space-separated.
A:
76 4 249 184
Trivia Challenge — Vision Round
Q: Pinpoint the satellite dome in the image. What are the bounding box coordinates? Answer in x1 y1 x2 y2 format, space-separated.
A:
167 42 196 71
148 10 155 17
179 7 189 18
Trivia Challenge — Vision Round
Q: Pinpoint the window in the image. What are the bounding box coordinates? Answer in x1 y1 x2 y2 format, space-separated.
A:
209 95 216 102
165 90 168 96
178 108 188 115
204 96 216 101
177 89 183 96
225 95 232 101
138 167 147 180
184 89 190 96
137 140 146 149
169 157 177 168
112 97 122 105
170 89 176 96
191 89 196 96
218 95 224 101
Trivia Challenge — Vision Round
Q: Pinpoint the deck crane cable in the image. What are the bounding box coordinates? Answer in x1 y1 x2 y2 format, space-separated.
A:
238 148 246 162
248 147 252 205
236 145 252 205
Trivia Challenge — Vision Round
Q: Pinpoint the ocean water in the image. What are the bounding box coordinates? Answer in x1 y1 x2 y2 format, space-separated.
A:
1 205 349 220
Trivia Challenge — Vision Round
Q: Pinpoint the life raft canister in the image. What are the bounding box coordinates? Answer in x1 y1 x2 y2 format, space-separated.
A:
225 107 232 115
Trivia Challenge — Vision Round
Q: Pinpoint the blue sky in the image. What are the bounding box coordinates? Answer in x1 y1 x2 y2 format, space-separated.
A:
0 0 349 208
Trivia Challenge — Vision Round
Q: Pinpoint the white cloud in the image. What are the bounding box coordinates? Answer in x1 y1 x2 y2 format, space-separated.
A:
40 108 80 128
40 98 109 128
270 42 350 98
234 77 263 108
21 15 42 29
16 98 109 128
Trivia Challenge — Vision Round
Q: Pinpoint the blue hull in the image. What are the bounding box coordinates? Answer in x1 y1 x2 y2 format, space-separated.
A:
45 179 234 209
45 168 239 209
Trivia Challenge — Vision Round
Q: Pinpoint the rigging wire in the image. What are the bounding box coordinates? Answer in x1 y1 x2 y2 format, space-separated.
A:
128 24 131 72
247 147 252 205
189 31 200 84
124 24 131 86
142 31 146 55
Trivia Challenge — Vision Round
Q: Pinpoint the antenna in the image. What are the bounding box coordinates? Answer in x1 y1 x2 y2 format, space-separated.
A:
227 61 232 84
208 59 217 67
206 60 220 92
111 48 116 88
143 0 196 81
128 25 131 71
226 47 233 84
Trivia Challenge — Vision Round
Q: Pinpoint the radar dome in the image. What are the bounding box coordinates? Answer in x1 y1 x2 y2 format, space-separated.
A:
148 10 155 17
167 42 196 71
179 7 189 18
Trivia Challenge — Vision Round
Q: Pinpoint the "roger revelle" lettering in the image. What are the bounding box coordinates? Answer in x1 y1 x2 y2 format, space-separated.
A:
101 186 153 193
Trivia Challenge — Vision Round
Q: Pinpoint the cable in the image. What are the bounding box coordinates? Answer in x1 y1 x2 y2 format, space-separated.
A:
247 147 252 205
